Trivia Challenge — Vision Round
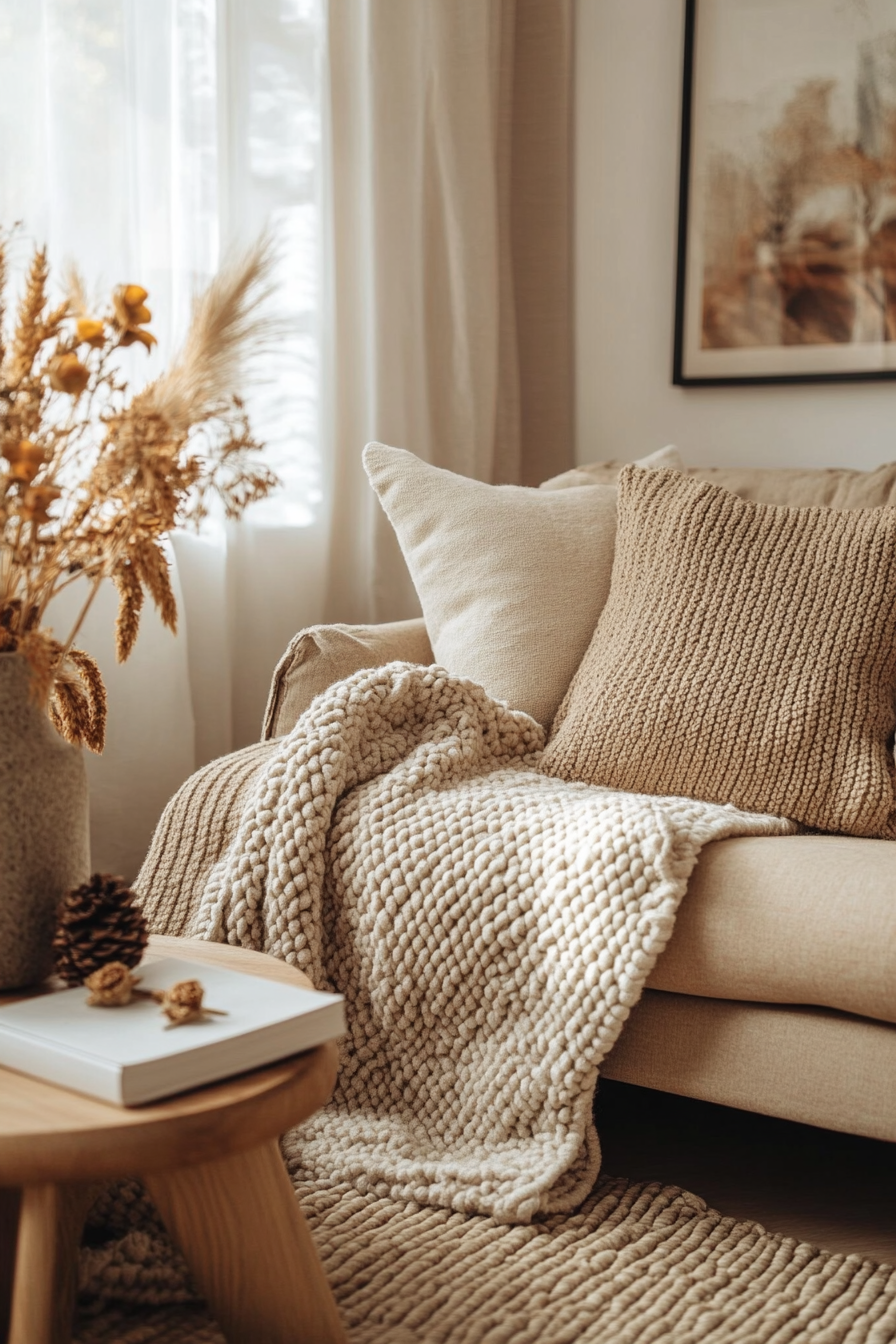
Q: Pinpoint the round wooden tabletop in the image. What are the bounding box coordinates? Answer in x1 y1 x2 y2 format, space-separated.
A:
0 936 339 1185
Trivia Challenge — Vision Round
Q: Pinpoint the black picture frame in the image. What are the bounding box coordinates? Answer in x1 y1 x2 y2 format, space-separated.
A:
673 0 896 387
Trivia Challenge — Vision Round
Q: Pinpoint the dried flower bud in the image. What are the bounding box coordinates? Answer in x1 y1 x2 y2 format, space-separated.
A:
76 317 106 348
3 439 47 483
49 352 90 397
152 978 227 1028
85 961 140 1006
113 285 150 325
160 978 203 1024
20 483 62 525
121 284 149 308
113 284 157 351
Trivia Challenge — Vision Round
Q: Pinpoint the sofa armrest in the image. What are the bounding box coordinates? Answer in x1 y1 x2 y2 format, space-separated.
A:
262 618 435 740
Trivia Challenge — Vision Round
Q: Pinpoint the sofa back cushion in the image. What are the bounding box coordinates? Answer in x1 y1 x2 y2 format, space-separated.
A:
541 458 896 509
540 465 896 838
263 619 434 740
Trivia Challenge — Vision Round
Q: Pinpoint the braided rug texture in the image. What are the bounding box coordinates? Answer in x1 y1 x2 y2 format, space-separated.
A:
76 662 896 1340
76 1175 896 1343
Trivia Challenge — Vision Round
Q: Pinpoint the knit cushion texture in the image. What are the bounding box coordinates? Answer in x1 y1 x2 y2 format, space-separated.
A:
540 466 896 839
362 442 682 729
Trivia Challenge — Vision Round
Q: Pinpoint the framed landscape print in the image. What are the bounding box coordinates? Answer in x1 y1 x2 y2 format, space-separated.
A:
674 0 896 385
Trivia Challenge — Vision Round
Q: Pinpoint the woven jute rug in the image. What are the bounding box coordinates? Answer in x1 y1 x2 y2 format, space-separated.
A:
75 1170 896 1344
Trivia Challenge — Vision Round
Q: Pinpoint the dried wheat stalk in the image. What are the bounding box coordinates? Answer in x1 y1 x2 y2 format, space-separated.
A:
0 228 280 750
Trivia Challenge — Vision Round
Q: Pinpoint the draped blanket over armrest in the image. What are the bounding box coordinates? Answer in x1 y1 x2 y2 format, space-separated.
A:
139 664 793 1224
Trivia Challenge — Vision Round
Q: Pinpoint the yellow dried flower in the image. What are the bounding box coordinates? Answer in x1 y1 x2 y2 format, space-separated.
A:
76 317 105 348
48 352 90 396
113 284 156 350
3 439 47 483
121 284 148 310
20 482 62 525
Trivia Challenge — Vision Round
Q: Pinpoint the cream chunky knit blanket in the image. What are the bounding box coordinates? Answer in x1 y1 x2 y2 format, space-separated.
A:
138 663 793 1225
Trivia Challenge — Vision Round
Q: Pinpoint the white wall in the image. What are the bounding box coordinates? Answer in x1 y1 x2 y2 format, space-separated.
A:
574 0 896 470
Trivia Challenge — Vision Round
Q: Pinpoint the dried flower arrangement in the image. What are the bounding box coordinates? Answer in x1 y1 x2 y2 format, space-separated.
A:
0 230 279 751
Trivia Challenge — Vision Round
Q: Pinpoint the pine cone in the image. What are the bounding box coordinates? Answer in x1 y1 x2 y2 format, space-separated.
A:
53 874 149 985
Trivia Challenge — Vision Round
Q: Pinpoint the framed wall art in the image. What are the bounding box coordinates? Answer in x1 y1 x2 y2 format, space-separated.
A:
674 0 896 385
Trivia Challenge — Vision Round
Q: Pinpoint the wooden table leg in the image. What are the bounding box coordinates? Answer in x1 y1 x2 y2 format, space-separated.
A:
146 1138 347 1344
8 1182 96 1344
1 1187 21 1344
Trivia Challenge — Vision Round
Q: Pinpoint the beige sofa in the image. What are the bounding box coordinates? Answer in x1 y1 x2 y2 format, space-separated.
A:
142 455 896 1148
253 457 896 1147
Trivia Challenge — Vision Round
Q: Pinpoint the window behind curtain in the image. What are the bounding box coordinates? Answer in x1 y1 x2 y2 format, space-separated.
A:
0 0 324 525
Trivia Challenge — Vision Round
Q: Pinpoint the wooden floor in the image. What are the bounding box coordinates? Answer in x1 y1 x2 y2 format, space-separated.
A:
595 1080 896 1267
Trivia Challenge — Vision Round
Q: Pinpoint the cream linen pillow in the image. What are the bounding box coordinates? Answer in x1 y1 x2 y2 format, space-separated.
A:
362 444 676 728
540 466 896 839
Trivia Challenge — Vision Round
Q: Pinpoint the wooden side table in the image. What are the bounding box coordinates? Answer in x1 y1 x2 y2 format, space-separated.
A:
0 935 347 1344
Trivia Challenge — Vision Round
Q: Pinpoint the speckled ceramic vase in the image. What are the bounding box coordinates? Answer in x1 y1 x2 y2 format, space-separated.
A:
0 652 90 988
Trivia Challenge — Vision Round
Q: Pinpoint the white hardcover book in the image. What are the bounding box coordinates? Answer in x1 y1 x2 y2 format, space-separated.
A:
0 957 345 1106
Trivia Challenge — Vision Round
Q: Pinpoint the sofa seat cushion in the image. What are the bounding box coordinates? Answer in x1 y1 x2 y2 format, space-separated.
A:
648 835 896 1025
602 990 896 1143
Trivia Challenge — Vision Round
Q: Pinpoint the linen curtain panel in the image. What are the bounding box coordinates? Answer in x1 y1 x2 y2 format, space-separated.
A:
325 0 574 621
0 0 572 878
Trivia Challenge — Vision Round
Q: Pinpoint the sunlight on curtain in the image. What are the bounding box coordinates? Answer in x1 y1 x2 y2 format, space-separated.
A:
0 0 325 876
0 0 573 878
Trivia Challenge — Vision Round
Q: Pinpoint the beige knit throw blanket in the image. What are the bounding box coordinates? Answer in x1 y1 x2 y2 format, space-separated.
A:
136 663 792 1226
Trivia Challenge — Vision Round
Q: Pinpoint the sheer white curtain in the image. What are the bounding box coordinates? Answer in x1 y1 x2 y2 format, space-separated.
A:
321 0 574 623
0 0 328 877
0 0 572 879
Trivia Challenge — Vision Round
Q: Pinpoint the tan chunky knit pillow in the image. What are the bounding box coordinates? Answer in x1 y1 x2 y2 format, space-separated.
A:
540 466 896 839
